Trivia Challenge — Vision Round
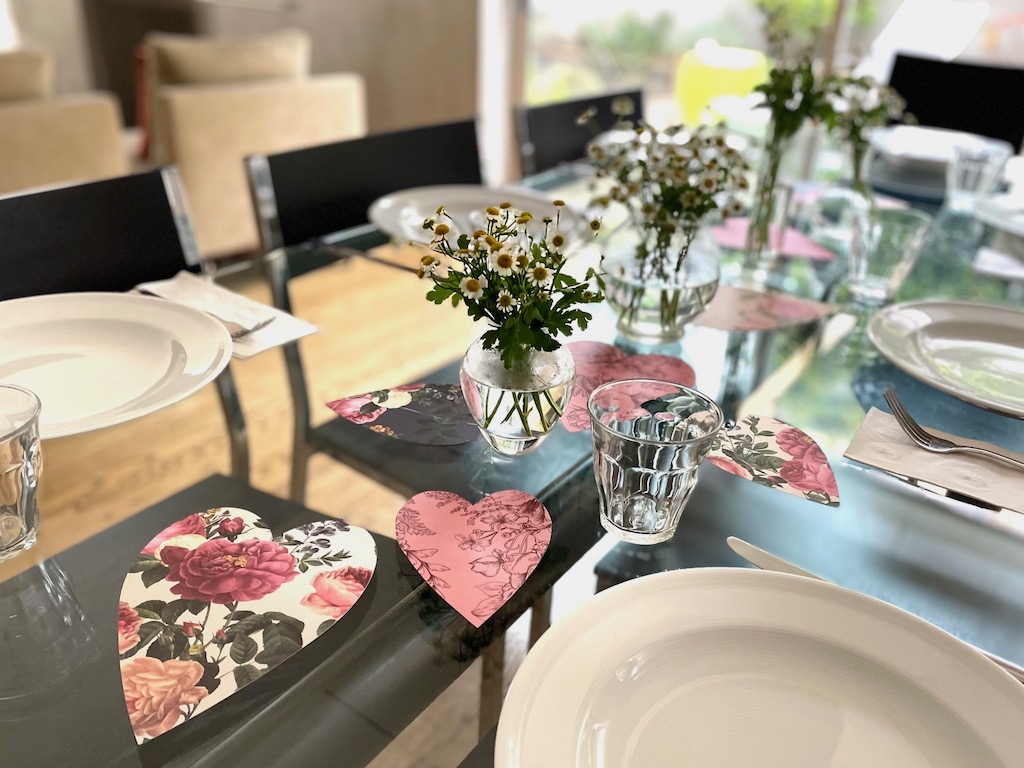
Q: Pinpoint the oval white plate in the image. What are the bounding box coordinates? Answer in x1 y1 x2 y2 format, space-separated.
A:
868 300 1024 418
0 293 231 438
496 568 1024 768
368 184 584 245
975 193 1024 238
868 125 1011 173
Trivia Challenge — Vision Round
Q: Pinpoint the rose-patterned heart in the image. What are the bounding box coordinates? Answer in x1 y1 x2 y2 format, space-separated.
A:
327 384 477 446
707 415 840 506
562 341 697 432
117 509 376 743
395 490 551 628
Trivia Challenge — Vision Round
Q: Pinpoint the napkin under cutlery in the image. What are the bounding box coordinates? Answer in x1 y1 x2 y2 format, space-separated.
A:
844 408 1024 515
136 271 317 359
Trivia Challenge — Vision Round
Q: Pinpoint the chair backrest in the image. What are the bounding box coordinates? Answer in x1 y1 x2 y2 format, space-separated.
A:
0 168 198 301
516 89 644 176
888 53 1024 151
248 118 481 251
0 92 129 196
160 74 367 261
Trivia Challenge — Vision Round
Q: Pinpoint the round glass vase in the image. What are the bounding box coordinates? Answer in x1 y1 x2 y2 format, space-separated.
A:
604 226 720 345
459 338 576 457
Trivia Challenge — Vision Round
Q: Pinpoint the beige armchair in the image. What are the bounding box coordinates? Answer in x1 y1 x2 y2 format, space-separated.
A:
0 48 129 195
142 30 367 262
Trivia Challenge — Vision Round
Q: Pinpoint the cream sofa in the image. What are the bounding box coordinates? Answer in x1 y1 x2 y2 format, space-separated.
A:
143 30 367 261
0 48 129 195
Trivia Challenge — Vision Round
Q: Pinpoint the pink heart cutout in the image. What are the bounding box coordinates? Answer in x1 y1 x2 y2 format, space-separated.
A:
118 509 376 743
562 341 697 432
395 491 552 627
707 416 840 506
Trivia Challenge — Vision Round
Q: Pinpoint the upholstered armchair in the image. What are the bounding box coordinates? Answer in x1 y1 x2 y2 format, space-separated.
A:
141 30 367 263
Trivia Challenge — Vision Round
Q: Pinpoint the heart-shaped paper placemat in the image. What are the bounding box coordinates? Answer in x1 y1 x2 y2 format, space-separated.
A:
118 508 376 742
327 384 477 445
708 416 839 506
395 491 551 627
562 341 697 432
694 285 835 332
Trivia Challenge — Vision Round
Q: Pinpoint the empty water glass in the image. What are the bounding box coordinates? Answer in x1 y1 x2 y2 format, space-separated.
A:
588 379 723 544
848 208 932 305
0 384 42 561
945 142 1012 214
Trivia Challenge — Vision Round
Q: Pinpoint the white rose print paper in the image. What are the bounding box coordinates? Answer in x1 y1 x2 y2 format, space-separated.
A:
117 508 376 742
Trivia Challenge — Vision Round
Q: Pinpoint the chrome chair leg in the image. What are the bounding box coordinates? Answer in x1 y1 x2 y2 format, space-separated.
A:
479 635 506 739
214 366 249 484
528 589 552 646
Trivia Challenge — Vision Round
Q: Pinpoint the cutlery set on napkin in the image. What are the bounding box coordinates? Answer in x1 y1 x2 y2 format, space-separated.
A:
136 271 316 358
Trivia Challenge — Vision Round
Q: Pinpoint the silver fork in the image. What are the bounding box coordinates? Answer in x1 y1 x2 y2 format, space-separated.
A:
883 386 1024 470
218 316 275 340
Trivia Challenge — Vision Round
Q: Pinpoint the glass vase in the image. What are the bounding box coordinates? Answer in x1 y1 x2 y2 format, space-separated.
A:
742 129 793 279
604 225 720 345
459 337 575 457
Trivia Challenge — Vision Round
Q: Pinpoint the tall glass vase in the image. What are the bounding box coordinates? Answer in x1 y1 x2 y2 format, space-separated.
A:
743 127 793 281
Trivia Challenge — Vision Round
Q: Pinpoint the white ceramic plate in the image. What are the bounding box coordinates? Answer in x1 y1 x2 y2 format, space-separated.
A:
868 301 1024 418
0 293 232 438
975 193 1024 238
868 125 1010 173
495 568 1024 768
368 184 585 245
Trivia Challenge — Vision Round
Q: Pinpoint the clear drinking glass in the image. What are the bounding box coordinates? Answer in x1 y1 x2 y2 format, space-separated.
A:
945 143 1012 214
0 384 42 562
588 379 723 544
848 208 932 305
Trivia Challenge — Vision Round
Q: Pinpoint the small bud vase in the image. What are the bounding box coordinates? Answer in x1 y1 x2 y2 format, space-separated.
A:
604 225 720 345
459 338 576 457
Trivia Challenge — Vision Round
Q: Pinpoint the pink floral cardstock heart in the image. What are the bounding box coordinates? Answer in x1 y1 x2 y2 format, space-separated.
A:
395 491 552 628
561 341 697 432
117 509 376 743
694 285 835 332
707 416 840 506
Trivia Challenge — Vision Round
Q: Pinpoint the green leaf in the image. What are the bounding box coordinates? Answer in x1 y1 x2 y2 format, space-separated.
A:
135 608 162 620
254 629 302 667
141 564 170 588
316 620 336 637
187 600 208 615
128 556 164 573
265 621 303 648
264 612 305 634
230 633 258 664
231 609 255 620
136 599 167 614
160 599 191 625
120 620 165 658
229 614 271 636
233 664 264 689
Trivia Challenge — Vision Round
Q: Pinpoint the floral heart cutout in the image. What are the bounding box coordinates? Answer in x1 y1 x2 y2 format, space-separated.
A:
327 383 477 446
117 508 376 743
562 341 697 432
708 416 839 506
395 491 551 628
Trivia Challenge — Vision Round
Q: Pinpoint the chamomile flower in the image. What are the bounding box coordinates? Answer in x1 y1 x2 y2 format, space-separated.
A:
460 274 487 300
489 248 515 276
496 290 517 313
514 252 531 272
526 264 552 287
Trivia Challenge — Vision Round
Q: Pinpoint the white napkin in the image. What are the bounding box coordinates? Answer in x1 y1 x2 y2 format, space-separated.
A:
136 271 317 359
973 246 1024 282
844 408 1024 515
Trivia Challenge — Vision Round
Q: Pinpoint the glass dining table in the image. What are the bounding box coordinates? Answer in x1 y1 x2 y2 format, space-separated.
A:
2 166 1023 768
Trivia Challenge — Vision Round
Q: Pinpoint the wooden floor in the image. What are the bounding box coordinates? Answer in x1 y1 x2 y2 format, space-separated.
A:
0 250 508 767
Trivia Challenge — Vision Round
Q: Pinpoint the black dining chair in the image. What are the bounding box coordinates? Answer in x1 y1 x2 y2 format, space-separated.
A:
246 119 483 503
516 88 644 176
0 168 249 480
887 53 1024 151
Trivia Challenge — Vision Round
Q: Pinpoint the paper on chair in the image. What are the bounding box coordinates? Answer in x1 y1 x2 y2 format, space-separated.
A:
844 408 1024 514
136 271 317 359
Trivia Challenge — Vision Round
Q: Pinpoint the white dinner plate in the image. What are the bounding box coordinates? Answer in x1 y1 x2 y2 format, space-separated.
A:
495 568 1024 768
368 184 585 245
975 193 1024 238
0 293 232 438
868 300 1024 418
868 125 1011 174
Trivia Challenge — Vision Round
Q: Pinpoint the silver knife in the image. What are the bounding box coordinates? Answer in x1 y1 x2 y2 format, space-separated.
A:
726 536 1024 686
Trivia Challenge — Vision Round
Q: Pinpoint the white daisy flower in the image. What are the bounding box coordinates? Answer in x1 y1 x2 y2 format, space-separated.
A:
489 248 515 276
526 264 552 287
496 290 518 313
460 274 487 300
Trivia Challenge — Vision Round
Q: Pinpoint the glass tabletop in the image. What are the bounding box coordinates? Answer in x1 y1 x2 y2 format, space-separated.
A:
2 168 1023 767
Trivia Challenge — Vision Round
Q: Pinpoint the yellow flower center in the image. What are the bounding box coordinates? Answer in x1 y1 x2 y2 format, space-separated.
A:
465 278 481 293
495 252 514 270
531 266 548 282
222 554 248 568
